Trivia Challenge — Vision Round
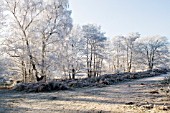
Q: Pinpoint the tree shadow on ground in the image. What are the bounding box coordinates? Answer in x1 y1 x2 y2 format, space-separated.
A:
0 76 170 113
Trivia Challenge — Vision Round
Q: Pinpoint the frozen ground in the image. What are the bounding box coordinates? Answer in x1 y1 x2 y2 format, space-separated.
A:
0 73 170 113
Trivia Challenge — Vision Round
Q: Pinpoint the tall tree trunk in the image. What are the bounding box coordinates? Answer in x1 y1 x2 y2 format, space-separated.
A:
72 65 75 79
127 50 133 72
25 39 40 82
86 38 90 78
117 46 119 72
99 59 103 76
89 45 93 77
126 46 129 72
93 46 96 77
21 61 27 83
41 38 46 81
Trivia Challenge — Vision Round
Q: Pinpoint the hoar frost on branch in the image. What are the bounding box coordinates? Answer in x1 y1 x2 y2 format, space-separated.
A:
0 0 169 82
3 0 72 82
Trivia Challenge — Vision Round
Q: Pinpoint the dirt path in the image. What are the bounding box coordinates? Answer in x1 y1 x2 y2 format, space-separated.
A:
0 74 170 113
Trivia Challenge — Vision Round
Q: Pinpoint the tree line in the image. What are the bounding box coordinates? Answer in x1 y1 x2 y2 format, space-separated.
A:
0 0 169 83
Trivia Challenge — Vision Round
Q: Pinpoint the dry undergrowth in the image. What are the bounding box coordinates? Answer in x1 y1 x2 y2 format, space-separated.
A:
0 74 170 113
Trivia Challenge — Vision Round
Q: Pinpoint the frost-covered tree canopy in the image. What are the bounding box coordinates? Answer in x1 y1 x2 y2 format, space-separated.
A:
0 0 169 82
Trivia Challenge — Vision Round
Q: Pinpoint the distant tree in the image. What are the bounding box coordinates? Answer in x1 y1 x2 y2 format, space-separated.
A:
108 33 140 73
82 24 107 78
135 36 169 70
122 32 140 72
109 36 125 73
67 25 85 79
54 25 84 79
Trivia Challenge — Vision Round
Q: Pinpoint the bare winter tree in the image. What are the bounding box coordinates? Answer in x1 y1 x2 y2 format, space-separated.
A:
135 36 169 70
107 33 140 73
4 0 45 82
0 0 169 83
34 0 72 81
65 25 85 79
3 0 72 82
122 32 140 72
82 24 107 78
108 36 125 73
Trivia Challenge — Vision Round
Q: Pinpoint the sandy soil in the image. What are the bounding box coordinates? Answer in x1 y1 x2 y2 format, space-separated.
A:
0 74 170 113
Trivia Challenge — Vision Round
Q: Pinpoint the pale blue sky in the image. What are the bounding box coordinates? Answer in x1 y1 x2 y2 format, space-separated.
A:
69 0 170 38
